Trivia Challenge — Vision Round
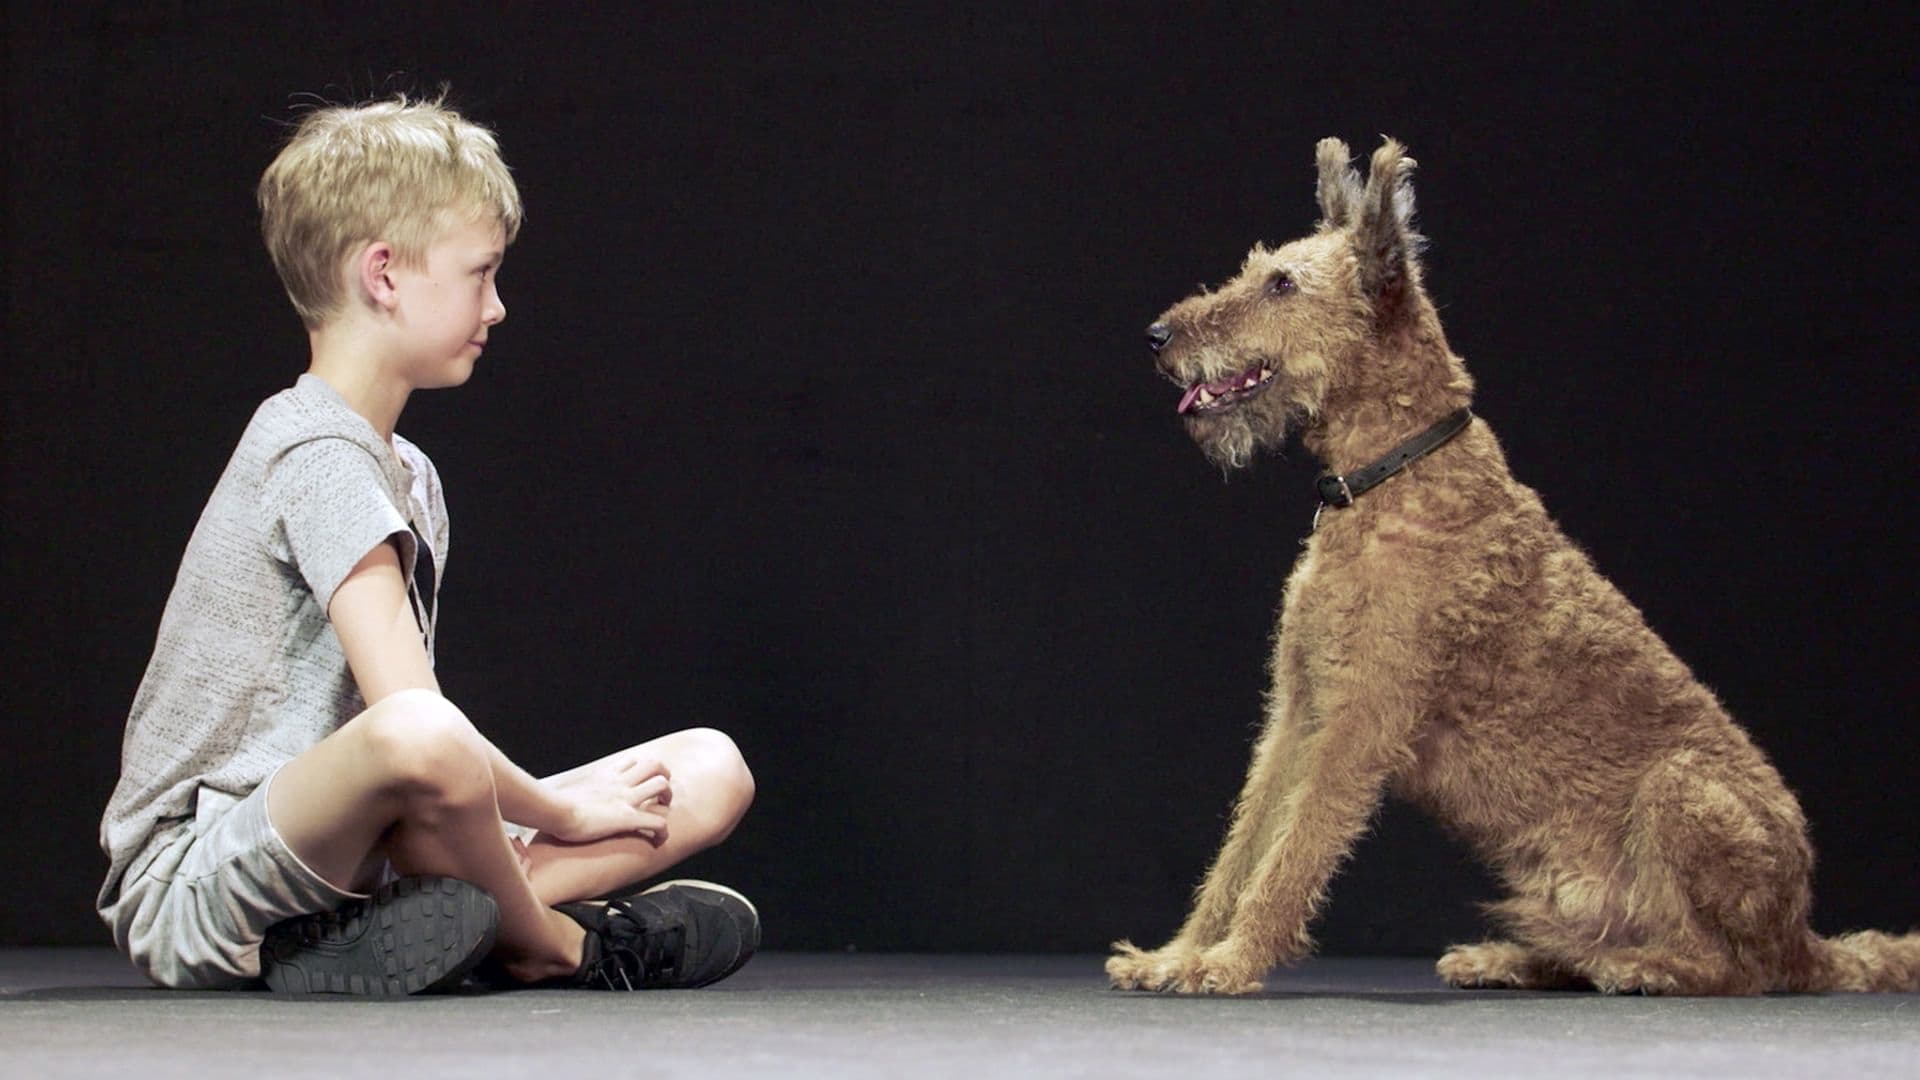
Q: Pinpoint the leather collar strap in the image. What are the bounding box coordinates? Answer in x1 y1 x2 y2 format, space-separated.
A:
1315 408 1474 508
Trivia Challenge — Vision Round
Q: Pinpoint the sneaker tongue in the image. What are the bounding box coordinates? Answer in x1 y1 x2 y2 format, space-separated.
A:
606 898 691 988
572 926 605 984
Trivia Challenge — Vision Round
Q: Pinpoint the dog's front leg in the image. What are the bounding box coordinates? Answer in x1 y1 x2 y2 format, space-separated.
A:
1107 696 1312 990
1174 708 1411 994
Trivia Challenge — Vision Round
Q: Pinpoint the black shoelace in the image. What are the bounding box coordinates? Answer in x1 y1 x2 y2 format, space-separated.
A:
588 898 686 990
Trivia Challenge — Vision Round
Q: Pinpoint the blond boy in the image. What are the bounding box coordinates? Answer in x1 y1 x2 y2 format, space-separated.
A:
98 95 758 995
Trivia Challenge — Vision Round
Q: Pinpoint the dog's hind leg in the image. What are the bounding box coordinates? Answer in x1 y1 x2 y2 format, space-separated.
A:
1474 873 1744 995
1107 702 1314 990
1576 751 1809 994
1489 751 1808 995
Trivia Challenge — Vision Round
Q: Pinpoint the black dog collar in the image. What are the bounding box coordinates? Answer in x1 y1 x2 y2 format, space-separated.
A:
1316 408 1474 509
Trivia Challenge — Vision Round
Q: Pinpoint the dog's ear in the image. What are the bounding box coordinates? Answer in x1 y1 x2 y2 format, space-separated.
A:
1353 137 1424 306
1314 138 1362 231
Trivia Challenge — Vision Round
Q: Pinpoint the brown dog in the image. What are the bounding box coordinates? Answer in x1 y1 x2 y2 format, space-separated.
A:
1106 138 1918 995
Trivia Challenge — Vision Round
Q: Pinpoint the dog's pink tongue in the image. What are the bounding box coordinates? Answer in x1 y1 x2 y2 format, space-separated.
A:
1177 376 1245 414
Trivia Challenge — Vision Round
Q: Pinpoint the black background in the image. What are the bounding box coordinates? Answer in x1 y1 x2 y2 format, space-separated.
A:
5 5 1915 952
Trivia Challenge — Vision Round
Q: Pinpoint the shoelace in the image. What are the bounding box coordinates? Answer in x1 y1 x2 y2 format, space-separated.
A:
589 898 687 990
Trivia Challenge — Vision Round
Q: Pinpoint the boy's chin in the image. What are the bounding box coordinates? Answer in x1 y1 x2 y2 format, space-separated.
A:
417 359 479 390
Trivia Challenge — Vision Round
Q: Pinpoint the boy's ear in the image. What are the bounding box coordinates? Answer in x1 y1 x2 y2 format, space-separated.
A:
355 241 401 312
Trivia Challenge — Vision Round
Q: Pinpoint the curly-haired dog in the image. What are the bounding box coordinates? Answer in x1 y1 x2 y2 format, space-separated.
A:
1106 137 1919 995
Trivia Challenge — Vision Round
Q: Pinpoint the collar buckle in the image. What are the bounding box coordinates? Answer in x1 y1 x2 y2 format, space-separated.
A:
1315 474 1355 508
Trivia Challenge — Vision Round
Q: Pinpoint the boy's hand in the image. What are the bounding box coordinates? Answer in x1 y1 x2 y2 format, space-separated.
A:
545 754 673 846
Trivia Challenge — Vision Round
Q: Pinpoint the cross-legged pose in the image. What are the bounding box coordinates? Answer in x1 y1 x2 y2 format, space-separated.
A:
99 94 758 996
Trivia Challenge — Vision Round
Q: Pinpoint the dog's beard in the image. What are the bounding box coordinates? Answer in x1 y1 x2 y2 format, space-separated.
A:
1188 397 1296 471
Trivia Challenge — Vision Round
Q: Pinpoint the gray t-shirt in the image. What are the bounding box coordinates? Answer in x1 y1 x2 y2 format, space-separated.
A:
98 374 449 916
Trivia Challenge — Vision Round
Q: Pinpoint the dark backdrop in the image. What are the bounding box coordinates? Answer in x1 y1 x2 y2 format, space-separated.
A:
6 5 1915 952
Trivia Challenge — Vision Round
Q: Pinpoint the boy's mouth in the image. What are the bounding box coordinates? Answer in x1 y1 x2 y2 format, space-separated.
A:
1176 365 1277 414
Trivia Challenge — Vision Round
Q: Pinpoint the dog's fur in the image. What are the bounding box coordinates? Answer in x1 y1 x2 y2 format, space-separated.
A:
1106 138 1919 995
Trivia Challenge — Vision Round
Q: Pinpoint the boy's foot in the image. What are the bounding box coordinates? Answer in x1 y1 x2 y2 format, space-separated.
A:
561 879 759 990
260 876 499 996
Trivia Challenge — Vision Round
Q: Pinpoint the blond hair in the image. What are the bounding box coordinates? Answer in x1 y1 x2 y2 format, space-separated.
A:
258 93 523 327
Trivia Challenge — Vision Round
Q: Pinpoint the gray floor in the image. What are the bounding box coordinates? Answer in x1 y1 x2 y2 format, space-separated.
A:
2 949 1916 1079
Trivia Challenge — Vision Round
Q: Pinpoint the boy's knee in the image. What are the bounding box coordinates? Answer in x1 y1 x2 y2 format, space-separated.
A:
687 727 755 826
355 690 491 803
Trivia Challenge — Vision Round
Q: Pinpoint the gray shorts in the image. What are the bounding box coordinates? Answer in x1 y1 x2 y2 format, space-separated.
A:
108 769 365 990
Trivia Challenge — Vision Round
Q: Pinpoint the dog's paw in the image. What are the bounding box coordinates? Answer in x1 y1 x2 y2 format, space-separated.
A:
1178 940 1266 996
1109 938 1271 994
1105 941 1152 990
1437 941 1534 989
1585 960 1682 996
1106 940 1195 992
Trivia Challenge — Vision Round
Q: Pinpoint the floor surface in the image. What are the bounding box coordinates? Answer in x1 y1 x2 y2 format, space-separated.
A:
3 949 1916 1078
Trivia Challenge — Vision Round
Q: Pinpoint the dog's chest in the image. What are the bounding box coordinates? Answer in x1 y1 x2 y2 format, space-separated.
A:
1274 520 1450 695
1274 536 1345 668
1278 538 1322 625
1277 527 1381 638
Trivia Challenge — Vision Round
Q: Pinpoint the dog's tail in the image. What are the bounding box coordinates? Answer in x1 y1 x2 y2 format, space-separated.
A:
1793 930 1920 992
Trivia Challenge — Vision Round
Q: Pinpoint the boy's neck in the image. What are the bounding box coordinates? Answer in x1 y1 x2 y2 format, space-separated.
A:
305 327 410 445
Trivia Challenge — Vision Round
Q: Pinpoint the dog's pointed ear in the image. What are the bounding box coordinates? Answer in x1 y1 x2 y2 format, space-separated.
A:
1353 137 1424 305
1314 138 1361 231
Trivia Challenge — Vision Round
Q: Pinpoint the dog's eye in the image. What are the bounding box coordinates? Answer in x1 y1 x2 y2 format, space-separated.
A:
1269 272 1295 295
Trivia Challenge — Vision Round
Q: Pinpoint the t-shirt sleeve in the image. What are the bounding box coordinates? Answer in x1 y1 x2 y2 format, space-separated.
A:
263 436 412 615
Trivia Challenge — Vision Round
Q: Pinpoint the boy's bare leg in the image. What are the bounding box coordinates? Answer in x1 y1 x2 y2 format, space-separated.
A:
266 689 585 982
521 727 755 906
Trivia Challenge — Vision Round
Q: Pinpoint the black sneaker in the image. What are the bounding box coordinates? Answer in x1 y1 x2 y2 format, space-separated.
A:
560 879 759 990
260 876 498 996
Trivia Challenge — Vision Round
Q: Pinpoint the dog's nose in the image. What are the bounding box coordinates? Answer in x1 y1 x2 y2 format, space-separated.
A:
1146 323 1173 352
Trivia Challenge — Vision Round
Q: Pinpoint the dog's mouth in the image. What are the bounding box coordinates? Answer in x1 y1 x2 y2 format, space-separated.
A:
1176 364 1278 415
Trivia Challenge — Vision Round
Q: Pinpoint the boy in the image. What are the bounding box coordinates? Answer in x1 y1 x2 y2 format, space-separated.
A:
97 94 759 995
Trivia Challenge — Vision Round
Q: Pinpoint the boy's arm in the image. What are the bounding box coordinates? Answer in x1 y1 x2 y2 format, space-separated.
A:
328 540 666 844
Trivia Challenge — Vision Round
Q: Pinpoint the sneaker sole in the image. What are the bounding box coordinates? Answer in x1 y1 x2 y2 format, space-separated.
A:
261 876 498 996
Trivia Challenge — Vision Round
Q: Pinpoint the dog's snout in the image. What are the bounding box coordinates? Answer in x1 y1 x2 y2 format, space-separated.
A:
1146 323 1173 352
